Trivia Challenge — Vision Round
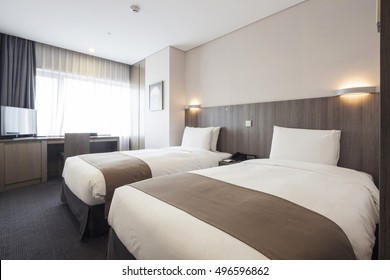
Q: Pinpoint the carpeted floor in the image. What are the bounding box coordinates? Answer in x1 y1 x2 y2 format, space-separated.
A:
0 178 107 260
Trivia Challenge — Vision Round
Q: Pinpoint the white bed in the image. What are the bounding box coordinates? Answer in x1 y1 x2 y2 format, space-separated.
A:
108 158 379 260
60 126 230 237
63 146 231 205
107 126 379 259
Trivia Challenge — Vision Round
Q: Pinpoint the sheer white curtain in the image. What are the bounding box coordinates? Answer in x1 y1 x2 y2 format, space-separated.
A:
35 43 137 150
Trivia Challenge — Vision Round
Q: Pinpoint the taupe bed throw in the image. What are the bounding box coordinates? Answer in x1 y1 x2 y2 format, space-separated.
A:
79 152 152 217
131 173 356 260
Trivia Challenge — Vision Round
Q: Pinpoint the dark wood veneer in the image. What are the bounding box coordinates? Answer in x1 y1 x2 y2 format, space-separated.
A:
185 94 380 185
380 0 390 260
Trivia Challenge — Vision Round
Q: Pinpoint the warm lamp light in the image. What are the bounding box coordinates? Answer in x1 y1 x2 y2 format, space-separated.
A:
188 104 201 109
335 86 377 96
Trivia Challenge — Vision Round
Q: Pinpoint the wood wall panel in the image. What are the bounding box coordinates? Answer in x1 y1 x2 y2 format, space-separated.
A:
362 95 380 182
185 94 380 185
380 0 390 260
339 97 362 172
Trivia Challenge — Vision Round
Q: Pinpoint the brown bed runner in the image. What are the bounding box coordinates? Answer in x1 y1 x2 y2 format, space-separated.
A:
131 173 356 260
79 152 152 216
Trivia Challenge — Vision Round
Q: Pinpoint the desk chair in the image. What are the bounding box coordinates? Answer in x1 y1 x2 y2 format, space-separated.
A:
60 133 90 175
64 133 90 160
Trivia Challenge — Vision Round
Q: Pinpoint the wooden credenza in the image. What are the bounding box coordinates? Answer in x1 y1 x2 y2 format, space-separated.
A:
0 136 119 191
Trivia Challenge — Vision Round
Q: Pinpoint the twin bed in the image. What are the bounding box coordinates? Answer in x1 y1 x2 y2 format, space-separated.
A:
61 126 231 237
107 159 378 260
105 126 379 260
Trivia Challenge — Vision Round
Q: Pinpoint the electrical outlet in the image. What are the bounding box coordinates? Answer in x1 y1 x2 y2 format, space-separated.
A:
245 120 252 127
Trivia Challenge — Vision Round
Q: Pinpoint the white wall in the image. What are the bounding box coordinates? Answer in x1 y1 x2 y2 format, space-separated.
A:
169 48 186 146
144 47 185 148
145 47 170 148
185 0 380 107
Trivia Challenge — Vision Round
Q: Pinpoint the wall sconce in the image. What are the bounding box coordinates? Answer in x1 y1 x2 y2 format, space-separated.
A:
187 104 201 109
335 86 377 96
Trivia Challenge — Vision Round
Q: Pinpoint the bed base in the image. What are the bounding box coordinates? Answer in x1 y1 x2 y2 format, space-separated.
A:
106 222 379 260
60 181 109 239
106 226 380 260
105 228 379 260
107 228 136 260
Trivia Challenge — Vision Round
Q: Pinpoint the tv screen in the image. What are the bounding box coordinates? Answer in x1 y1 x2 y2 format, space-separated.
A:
0 106 37 138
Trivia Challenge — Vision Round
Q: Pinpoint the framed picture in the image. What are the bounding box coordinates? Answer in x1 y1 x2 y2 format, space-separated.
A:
149 81 163 111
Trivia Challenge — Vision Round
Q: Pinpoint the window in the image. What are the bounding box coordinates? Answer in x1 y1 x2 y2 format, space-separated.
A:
35 43 137 150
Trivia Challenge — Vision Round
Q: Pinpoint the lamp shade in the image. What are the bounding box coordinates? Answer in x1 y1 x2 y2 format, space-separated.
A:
336 86 377 96
188 104 201 109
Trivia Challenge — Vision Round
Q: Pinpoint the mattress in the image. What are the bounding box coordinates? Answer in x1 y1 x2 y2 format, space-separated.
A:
62 146 231 205
108 159 379 260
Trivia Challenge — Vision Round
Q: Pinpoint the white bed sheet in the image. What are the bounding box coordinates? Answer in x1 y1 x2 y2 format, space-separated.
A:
108 159 379 260
62 146 231 205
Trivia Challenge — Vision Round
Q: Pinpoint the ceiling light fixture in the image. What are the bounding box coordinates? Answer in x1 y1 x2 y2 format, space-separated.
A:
130 5 140 13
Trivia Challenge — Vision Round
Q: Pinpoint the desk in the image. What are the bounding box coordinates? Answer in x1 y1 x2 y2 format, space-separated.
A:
0 136 119 191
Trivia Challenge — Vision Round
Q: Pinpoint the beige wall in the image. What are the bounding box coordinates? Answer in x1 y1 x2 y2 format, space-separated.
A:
185 0 380 107
144 47 185 148
145 47 170 148
169 48 186 146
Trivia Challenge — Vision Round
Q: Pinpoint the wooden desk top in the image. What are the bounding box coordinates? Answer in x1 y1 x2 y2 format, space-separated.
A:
0 135 119 144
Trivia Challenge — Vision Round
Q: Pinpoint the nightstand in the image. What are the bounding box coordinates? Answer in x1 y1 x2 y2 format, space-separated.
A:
218 160 242 166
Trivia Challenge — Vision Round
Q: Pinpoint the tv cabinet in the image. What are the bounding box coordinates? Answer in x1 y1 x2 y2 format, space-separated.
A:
0 136 119 191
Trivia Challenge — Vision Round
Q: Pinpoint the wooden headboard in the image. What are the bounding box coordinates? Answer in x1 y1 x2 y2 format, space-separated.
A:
185 94 380 185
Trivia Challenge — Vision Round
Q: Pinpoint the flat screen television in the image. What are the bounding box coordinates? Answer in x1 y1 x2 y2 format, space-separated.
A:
0 106 37 138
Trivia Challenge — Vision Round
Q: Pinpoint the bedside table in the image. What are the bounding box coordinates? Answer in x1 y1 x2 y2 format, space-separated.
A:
218 160 242 166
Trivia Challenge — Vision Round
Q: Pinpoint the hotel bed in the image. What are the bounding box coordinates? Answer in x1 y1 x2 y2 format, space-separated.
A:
106 127 379 260
61 126 231 237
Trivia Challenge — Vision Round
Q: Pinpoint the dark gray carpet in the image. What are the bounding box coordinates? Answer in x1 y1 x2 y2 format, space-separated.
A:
0 178 107 260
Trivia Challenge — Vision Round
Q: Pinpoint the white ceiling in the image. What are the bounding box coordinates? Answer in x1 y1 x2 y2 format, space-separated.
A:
0 0 306 65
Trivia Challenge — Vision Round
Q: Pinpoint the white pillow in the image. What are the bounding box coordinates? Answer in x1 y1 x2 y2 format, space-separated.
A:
210 126 221 152
269 126 341 166
181 126 213 150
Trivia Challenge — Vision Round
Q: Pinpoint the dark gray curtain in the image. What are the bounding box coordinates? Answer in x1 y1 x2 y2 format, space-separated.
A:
0 33 36 109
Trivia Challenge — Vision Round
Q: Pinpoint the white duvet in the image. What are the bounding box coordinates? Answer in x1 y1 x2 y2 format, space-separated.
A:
108 159 379 260
62 146 231 205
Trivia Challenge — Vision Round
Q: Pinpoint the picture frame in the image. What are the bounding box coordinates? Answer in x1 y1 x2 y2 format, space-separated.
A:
149 81 163 111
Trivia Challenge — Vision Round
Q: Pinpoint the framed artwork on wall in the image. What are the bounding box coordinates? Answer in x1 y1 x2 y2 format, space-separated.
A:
149 81 163 111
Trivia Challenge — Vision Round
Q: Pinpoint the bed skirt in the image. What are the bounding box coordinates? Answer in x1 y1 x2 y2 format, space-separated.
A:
107 228 136 260
60 181 109 238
